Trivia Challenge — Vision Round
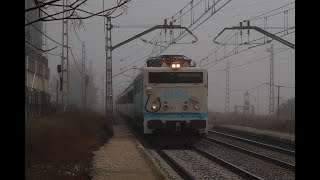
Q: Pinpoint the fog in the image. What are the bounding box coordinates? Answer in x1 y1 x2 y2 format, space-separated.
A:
45 0 295 114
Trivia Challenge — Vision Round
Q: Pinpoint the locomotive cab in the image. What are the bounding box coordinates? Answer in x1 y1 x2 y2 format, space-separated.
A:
116 55 208 137
142 55 208 136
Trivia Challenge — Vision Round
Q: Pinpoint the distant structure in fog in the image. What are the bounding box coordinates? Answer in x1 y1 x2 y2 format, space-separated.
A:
234 91 254 114
25 0 50 93
25 0 44 49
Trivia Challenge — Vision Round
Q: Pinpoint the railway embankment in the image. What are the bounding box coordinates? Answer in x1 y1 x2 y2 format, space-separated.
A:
25 109 113 180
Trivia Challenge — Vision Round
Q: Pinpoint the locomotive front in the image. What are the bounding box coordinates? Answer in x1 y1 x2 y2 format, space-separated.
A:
142 55 208 136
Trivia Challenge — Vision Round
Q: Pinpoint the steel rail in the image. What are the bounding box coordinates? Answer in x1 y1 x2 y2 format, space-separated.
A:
193 146 263 180
204 136 295 171
208 130 295 156
155 149 195 180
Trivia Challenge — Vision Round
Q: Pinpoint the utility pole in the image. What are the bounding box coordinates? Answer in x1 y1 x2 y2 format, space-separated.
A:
84 74 87 110
102 0 106 114
104 22 197 119
101 74 105 113
81 42 85 110
265 82 285 120
56 79 58 103
276 85 283 121
105 16 113 118
243 91 250 114
225 61 230 113
256 86 259 115
267 44 274 116
60 0 69 110
84 60 92 110
55 78 58 103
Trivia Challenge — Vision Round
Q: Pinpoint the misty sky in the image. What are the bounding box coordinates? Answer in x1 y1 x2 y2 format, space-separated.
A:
43 0 295 114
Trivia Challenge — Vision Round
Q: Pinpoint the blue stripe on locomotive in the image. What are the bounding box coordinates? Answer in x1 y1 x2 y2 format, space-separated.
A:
133 74 208 120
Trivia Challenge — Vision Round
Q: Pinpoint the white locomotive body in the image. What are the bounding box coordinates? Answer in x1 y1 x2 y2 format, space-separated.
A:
115 55 208 136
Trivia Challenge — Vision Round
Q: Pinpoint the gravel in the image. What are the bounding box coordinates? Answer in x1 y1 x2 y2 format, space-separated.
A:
194 140 295 179
164 149 245 180
148 149 183 180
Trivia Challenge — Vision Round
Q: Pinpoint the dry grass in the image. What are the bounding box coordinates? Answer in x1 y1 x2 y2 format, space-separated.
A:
208 112 295 134
25 109 113 180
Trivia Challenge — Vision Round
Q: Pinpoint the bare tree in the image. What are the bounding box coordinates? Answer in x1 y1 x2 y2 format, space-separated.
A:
277 98 295 120
25 0 131 26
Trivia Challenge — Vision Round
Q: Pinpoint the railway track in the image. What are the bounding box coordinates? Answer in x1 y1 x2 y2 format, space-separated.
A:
211 127 295 150
207 130 295 171
130 124 294 179
194 140 295 179
155 147 255 180
192 146 262 180
155 148 195 180
208 130 295 156
193 131 295 179
134 132 251 179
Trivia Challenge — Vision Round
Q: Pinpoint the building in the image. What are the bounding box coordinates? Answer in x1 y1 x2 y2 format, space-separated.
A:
234 91 254 114
25 0 50 93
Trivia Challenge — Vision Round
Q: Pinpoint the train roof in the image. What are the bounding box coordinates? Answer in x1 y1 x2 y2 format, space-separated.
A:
116 82 133 99
146 55 192 67
142 66 207 72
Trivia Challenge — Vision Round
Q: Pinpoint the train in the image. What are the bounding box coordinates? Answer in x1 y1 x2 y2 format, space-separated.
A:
115 55 208 136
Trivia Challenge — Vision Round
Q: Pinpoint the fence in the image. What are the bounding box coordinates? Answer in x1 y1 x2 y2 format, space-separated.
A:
25 86 61 119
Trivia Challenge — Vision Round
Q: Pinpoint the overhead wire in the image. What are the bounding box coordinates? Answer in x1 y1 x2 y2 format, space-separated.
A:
25 18 64 46
203 23 294 65
25 40 58 52
71 21 84 43
208 47 292 73
117 30 164 70
248 1 295 21
230 82 267 92
199 1 295 68
250 7 295 21
202 27 295 69
117 0 232 72
116 0 294 81
69 47 82 75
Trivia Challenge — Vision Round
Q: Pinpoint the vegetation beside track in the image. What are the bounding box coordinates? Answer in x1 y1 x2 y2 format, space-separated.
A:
25 109 113 180
208 112 295 134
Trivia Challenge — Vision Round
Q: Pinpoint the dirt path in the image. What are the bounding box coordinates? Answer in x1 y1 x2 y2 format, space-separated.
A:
91 125 161 180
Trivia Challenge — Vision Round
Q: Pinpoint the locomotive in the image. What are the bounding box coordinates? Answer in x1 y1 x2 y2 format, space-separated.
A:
115 55 208 136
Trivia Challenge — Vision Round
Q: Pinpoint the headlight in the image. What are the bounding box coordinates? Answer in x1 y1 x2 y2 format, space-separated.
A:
171 63 180 69
163 104 169 110
151 103 157 110
183 104 189 110
194 104 200 110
